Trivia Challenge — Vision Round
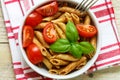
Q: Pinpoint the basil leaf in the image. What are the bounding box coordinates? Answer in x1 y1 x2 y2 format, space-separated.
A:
50 39 71 53
66 21 79 42
79 42 95 54
70 43 82 58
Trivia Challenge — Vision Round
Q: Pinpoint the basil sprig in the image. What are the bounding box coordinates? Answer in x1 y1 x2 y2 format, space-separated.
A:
70 43 82 58
79 42 95 54
66 21 79 42
50 39 71 53
50 21 95 58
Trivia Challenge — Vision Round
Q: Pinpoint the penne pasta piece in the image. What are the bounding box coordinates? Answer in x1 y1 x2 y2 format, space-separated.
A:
64 12 73 22
51 13 67 23
56 31 60 39
59 61 77 75
43 57 53 69
59 6 81 16
59 56 86 75
55 29 60 39
54 24 66 39
75 56 87 69
50 58 69 66
49 69 60 74
86 53 94 59
35 22 49 29
34 31 49 48
48 50 61 69
49 52 68 69
71 13 80 24
80 11 88 17
51 54 79 61
33 37 52 60
90 36 97 49
55 22 66 33
42 12 62 21
75 60 87 70
49 49 56 56
84 15 91 25
47 52 64 69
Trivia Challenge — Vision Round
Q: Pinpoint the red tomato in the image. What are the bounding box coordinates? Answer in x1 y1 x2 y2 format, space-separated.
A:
22 25 34 48
76 24 97 38
25 12 42 27
36 1 58 16
43 22 57 43
26 43 43 64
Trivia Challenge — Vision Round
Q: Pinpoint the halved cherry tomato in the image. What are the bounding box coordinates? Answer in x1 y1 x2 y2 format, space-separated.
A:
43 22 57 43
36 1 58 16
25 12 42 27
26 43 43 64
76 24 97 38
22 25 34 48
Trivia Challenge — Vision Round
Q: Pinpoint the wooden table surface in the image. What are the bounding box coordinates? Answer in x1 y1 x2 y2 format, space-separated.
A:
0 0 120 80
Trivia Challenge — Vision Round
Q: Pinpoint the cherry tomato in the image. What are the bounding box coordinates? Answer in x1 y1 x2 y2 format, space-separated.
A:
36 1 58 16
22 25 34 48
76 24 97 38
26 43 43 64
43 22 57 43
25 12 42 27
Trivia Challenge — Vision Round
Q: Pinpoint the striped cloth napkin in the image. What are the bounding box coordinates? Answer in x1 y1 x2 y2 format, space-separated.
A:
1 0 120 80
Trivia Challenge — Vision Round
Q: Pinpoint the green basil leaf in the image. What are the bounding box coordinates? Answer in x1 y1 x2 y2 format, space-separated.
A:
50 39 71 53
70 43 82 58
66 21 79 42
79 41 95 54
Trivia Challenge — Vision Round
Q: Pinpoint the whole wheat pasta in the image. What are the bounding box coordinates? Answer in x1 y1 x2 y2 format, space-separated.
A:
71 13 80 24
49 49 55 56
59 61 77 75
55 22 66 33
75 60 87 69
35 22 49 29
50 58 69 66
33 37 52 60
42 12 62 21
25 2 98 75
34 31 49 48
84 15 91 25
43 57 53 69
51 13 67 23
51 54 79 61
54 24 66 39
59 6 81 16
64 12 73 22
90 36 97 49
86 53 94 59
75 56 87 69
49 69 60 74
47 49 61 69
59 56 87 75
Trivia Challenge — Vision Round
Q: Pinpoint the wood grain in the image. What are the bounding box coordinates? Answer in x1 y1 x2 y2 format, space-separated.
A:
0 2 8 42
0 0 120 80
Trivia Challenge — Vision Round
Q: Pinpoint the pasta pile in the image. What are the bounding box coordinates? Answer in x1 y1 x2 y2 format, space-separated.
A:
32 2 97 75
